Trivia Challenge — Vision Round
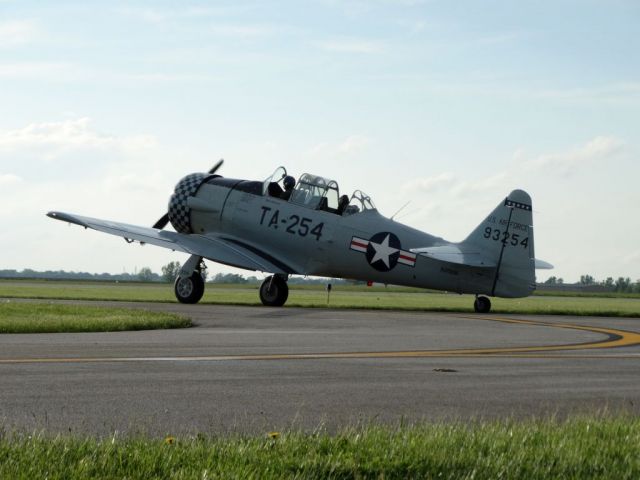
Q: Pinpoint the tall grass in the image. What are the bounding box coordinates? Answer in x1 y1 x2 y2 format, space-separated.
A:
1 416 639 479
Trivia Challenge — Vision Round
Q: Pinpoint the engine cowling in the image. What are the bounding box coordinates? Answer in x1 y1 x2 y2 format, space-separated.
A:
168 173 207 233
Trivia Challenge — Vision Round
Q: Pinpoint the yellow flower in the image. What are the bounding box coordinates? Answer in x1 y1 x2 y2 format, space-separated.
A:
165 436 176 445
267 432 280 439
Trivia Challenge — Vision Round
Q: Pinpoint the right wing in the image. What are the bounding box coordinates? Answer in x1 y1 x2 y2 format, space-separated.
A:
47 211 298 274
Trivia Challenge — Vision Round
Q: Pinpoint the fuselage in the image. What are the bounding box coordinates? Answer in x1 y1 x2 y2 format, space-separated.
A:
185 176 500 296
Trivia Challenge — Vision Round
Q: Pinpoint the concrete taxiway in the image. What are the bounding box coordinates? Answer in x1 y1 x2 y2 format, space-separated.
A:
0 301 639 435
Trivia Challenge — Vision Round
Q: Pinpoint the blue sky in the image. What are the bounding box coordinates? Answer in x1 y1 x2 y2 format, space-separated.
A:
1 0 639 282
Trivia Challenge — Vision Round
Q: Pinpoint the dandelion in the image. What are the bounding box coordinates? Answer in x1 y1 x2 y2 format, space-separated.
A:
165 436 176 445
267 432 280 439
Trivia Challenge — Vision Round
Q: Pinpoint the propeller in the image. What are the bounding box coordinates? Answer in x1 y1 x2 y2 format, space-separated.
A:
208 158 224 174
152 213 169 230
152 159 224 230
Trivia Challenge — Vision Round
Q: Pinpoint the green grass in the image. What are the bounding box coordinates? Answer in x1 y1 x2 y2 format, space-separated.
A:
0 302 191 333
2 280 639 317
1 416 639 479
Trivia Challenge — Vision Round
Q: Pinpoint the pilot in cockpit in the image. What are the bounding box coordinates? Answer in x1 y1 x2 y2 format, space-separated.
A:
337 194 349 215
281 176 296 201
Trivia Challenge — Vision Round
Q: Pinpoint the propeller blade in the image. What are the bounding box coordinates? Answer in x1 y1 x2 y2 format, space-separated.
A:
208 158 224 174
153 213 169 230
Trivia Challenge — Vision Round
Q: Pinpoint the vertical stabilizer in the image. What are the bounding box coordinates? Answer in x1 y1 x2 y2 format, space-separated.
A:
462 189 536 297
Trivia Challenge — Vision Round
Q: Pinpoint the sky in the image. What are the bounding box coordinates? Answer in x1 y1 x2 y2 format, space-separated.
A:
1 0 639 283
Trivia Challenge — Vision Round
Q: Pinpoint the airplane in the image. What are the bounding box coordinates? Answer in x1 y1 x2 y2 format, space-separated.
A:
48 161 552 313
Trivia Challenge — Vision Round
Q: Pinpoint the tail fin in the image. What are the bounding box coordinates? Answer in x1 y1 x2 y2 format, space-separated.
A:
462 189 536 297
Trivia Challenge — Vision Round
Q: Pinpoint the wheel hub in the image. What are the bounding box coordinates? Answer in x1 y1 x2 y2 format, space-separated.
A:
176 277 194 297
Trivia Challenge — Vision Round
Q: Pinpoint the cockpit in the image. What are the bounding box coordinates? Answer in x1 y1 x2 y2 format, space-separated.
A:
262 166 376 216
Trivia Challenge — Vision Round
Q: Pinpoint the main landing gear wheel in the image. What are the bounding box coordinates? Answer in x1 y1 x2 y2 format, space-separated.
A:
174 271 205 304
259 275 289 307
474 295 491 314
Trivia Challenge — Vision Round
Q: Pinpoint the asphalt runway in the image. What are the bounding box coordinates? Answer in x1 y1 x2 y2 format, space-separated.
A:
1 301 639 435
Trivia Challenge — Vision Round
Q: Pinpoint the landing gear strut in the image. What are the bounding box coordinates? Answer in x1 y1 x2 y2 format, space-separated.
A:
259 275 289 306
474 295 491 313
174 256 206 304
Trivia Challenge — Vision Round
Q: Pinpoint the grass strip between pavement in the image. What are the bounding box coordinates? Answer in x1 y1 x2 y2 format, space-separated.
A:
1 280 639 317
1 416 639 479
0 302 191 333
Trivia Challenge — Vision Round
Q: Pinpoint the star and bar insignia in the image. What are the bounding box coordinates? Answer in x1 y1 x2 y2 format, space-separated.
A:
350 232 416 272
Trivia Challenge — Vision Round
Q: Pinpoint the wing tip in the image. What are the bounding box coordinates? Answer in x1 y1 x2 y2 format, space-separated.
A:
46 211 88 228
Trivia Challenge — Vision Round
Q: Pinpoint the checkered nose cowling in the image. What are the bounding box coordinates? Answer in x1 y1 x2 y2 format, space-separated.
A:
168 173 207 234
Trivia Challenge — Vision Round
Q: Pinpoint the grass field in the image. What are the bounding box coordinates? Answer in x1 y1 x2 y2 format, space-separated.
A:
0 302 191 333
2 279 640 317
1 416 638 479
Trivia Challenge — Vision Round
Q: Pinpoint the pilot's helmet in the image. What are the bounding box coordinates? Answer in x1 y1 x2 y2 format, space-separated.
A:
283 176 295 190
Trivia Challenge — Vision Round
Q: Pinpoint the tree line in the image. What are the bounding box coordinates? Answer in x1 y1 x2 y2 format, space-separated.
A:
2 265 637 291
543 274 640 293
0 262 349 285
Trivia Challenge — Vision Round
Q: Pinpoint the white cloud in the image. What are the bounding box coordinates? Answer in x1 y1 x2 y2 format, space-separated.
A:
0 118 157 158
338 135 370 153
0 20 39 48
537 82 640 104
0 173 21 185
402 172 456 194
102 171 168 195
0 62 70 79
525 136 625 175
0 62 215 85
117 6 249 25
402 171 509 199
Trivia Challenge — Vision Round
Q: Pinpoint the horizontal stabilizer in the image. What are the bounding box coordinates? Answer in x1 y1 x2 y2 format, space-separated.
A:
410 245 496 268
534 259 554 270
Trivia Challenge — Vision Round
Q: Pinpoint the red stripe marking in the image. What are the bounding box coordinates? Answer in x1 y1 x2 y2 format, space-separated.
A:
399 254 415 261
351 240 368 249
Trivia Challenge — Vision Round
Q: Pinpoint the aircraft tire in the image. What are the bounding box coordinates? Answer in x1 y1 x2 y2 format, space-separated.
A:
174 272 205 304
259 275 289 306
474 295 491 313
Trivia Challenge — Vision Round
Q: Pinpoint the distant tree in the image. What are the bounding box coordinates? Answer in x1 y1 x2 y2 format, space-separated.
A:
580 274 595 285
544 276 558 285
137 267 155 282
211 273 247 284
603 277 614 288
614 277 631 293
557 278 564 285
161 261 181 283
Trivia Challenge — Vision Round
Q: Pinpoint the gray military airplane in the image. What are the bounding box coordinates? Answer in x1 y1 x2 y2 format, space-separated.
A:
48 161 552 313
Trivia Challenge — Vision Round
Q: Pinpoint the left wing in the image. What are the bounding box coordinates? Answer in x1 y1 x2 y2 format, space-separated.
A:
47 211 298 274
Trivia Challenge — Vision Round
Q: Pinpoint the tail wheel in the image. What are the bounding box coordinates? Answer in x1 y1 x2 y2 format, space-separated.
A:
174 272 205 304
474 295 491 313
259 275 289 306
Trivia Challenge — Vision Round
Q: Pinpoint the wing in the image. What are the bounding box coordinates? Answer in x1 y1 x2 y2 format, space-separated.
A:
47 211 298 274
